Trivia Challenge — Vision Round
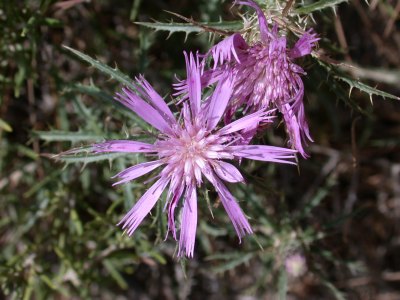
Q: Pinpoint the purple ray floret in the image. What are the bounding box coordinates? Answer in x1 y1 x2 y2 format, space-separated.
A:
92 52 297 258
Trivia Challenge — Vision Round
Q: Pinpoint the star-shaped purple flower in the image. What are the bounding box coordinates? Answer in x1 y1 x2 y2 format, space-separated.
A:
92 52 297 257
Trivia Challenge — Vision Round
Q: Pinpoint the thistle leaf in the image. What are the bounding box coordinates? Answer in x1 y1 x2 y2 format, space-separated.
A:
62 46 136 91
335 75 400 103
295 0 348 14
33 130 105 143
135 20 243 37
317 60 400 103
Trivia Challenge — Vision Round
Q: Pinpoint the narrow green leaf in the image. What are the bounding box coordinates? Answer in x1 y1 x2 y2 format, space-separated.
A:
43 17 63 27
54 151 127 165
318 60 400 103
65 83 150 130
147 251 167 265
70 209 83 236
211 252 254 273
62 46 136 91
278 266 288 300
135 20 243 36
33 130 104 142
299 188 329 219
295 0 348 14
23 170 62 198
336 75 400 103
321 279 346 300
103 259 128 290
40 275 57 290
130 0 142 21
0 118 12 132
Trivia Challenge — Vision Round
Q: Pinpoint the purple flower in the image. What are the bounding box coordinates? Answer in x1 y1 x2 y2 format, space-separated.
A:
93 52 297 257
285 253 307 277
176 0 319 157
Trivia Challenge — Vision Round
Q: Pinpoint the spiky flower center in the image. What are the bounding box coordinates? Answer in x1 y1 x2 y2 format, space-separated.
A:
231 39 301 112
155 121 231 186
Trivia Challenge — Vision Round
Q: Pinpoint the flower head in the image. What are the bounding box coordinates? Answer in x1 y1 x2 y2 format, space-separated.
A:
93 52 297 257
285 253 307 277
176 0 319 157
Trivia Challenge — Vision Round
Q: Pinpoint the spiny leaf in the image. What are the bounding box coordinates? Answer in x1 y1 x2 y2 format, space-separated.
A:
135 20 243 38
62 46 136 91
335 75 400 103
318 60 400 103
295 0 348 14
33 130 104 142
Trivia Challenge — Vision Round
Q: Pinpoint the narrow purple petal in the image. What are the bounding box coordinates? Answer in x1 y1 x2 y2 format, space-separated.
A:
166 182 184 241
230 145 297 164
178 185 198 257
184 52 201 117
208 33 249 69
280 103 310 158
202 169 252 240
297 104 313 143
118 177 169 236
112 160 164 186
282 108 304 156
172 67 224 101
218 109 275 135
135 75 177 125
92 140 155 153
206 74 234 130
235 0 271 41
213 161 244 183
237 122 258 146
289 30 319 59
116 88 173 134
182 102 192 130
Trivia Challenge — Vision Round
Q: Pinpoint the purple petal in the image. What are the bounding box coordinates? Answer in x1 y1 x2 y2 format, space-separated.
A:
92 140 155 153
116 88 173 134
208 33 248 69
281 103 312 158
166 182 184 241
297 104 313 143
202 169 252 240
135 75 177 125
214 161 244 183
230 145 297 164
173 67 224 101
235 0 271 41
112 160 164 186
218 110 275 135
289 30 319 59
118 177 169 236
206 74 234 130
178 185 198 257
184 52 201 117
237 122 258 146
